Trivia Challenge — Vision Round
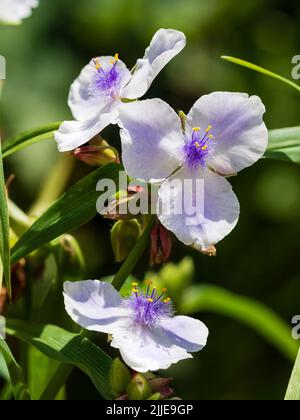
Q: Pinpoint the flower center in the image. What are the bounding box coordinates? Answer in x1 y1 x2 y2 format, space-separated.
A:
183 125 215 169
126 281 173 326
91 54 121 99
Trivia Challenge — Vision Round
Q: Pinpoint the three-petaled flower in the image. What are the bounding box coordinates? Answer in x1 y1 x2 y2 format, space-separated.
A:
117 93 268 251
63 280 208 372
55 29 186 152
0 0 38 24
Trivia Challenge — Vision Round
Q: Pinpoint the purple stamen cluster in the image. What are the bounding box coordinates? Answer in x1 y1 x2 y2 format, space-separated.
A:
91 57 121 99
183 126 214 169
125 282 173 326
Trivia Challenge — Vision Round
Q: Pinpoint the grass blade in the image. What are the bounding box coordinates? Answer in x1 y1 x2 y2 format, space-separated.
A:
285 348 300 400
11 163 121 264
6 319 114 399
180 284 298 362
2 123 61 159
221 56 300 94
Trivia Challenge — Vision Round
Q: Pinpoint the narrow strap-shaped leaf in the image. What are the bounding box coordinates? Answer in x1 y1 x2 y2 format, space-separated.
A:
285 348 300 400
221 56 300 94
0 339 30 400
265 126 300 164
0 141 11 294
11 163 121 264
5 319 114 399
2 122 61 159
180 284 299 362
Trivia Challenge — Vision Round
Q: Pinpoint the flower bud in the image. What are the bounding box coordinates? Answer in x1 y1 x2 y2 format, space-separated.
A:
73 141 119 167
149 377 174 398
111 219 142 263
109 358 131 397
127 373 152 400
150 222 172 266
147 393 162 400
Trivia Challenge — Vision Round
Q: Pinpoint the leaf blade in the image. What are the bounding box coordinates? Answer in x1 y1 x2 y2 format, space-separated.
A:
5 319 114 399
0 141 11 294
265 126 300 164
11 163 121 264
285 348 300 400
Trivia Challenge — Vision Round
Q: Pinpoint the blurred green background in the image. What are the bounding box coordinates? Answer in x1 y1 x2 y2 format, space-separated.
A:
1 0 300 400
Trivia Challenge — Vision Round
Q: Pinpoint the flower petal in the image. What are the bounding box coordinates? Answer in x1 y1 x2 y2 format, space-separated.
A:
122 29 186 99
0 0 38 24
111 324 193 373
118 99 184 182
55 110 118 152
63 280 130 334
187 92 268 175
158 166 240 250
69 57 131 121
160 315 209 352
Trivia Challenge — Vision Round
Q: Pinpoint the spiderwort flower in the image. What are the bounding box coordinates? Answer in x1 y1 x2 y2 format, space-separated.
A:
118 94 268 251
55 29 186 152
63 280 208 372
0 0 38 24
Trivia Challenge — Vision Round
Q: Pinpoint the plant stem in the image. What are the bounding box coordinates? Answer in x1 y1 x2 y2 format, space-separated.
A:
112 215 155 291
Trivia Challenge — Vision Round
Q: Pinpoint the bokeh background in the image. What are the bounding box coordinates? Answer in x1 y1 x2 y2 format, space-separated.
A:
1 0 300 400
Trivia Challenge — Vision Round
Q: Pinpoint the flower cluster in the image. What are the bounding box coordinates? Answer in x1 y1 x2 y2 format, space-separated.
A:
60 28 268 373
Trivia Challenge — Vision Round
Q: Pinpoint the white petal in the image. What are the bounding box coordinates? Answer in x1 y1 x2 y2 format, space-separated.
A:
160 315 209 352
63 280 131 334
122 29 186 99
69 57 131 122
187 92 268 175
111 324 192 373
118 99 184 182
188 92 268 175
55 109 118 152
0 0 38 24
158 166 240 250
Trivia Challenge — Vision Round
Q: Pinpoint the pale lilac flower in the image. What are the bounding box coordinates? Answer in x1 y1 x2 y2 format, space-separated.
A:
55 29 186 152
0 0 38 24
63 280 208 372
118 93 268 251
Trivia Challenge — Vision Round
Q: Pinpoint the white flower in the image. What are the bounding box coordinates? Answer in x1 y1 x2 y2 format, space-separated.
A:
63 280 208 373
0 0 38 24
117 94 268 251
55 29 186 152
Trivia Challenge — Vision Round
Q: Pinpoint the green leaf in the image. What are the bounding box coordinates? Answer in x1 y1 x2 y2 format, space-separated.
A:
221 56 300 94
2 123 61 159
265 126 300 164
0 141 11 294
0 339 30 400
285 348 300 400
180 284 298 362
5 319 114 399
11 163 121 264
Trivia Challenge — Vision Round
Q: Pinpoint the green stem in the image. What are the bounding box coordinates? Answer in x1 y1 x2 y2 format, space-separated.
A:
285 348 300 400
112 215 155 291
39 364 73 400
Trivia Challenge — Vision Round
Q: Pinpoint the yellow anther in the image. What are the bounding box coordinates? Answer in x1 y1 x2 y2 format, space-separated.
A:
148 298 154 303
193 127 201 132
145 279 153 286
162 288 167 293
202 145 208 151
132 288 139 294
131 282 139 286
195 142 201 149
115 53 119 61
209 134 214 139
205 124 212 132
164 298 171 303
94 58 102 70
